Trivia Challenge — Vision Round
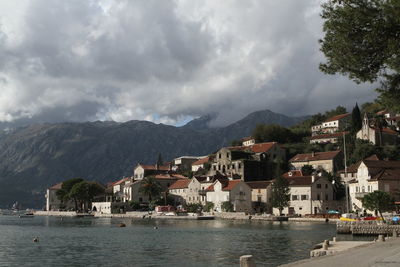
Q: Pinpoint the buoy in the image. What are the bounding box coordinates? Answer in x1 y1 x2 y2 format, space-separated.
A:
154 226 158 230
33 237 39 243
118 223 126 227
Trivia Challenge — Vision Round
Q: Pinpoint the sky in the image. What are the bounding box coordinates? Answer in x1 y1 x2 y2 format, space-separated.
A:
0 0 377 128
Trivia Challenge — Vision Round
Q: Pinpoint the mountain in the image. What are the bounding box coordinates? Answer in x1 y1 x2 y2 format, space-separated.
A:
0 109 305 208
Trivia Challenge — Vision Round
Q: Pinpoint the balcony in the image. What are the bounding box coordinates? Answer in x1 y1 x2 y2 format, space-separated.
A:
198 190 207 196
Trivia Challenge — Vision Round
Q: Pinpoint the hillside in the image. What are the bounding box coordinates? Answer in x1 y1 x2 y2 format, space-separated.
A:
0 109 305 208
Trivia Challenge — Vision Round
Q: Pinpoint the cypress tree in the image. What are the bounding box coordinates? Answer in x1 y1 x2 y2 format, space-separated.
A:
351 103 362 133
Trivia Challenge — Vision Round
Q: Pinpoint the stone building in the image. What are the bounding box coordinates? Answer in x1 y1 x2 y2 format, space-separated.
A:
347 158 400 213
311 113 351 136
310 132 349 144
209 142 285 181
246 181 272 213
356 114 398 146
173 156 202 172
191 157 210 172
205 179 252 213
289 150 343 174
45 182 74 211
273 174 342 216
133 163 171 180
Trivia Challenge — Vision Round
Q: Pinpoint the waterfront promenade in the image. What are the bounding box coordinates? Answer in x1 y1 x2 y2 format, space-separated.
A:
282 236 400 267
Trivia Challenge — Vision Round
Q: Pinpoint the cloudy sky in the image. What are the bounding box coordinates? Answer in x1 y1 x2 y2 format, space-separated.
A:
0 0 377 127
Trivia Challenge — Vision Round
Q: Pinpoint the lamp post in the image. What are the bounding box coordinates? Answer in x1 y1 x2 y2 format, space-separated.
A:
343 132 349 213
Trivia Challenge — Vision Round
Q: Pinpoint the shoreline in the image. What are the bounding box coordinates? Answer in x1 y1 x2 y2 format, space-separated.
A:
33 211 338 222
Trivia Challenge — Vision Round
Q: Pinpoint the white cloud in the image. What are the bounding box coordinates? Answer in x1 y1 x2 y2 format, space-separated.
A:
0 0 377 127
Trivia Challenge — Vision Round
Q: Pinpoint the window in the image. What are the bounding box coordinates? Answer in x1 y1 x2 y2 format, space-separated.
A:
257 196 262 202
356 186 359 193
238 163 242 169
213 165 216 171
218 165 221 171
301 195 308 200
368 185 370 192
219 153 221 159
227 153 230 158
226 196 229 201
317 184 321 189
325 184 328 189
325 194 328 201
317 194 320 200
362 186 365 192
258 189 261 193
292 195 298 201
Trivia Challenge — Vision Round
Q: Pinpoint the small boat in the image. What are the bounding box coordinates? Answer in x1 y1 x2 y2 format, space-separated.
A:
19 210 34 218
339 213 359 222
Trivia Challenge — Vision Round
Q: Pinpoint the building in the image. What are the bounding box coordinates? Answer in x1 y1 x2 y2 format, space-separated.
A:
242 137 256 147
347 158 400 213
311 113 351 136
273 174 342 216
377 110 400 131
205 179 252 213
246 181 272 213
168 177 205 206
310 131 349 144
133 163 171 180
289 150 343 173
191 157 210 172
356 114 398 146
173 156 202 172
45 183 74 211
209 142 285 181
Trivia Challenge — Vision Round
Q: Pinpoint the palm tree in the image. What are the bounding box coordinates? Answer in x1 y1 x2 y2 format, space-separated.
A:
139 176 162 203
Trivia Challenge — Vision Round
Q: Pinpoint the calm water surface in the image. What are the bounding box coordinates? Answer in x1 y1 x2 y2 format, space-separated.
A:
0 215 367 266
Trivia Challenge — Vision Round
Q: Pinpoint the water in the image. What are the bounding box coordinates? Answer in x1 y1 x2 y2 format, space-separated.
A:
0 216 367 267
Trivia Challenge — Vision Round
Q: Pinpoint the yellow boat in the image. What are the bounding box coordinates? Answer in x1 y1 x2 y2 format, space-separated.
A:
339 217 359 222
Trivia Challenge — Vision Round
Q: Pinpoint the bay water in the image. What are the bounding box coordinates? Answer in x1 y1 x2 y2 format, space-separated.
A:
0 216 365 266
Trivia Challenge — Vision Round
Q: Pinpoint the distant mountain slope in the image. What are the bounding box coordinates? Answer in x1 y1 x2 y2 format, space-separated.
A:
0 109 306 208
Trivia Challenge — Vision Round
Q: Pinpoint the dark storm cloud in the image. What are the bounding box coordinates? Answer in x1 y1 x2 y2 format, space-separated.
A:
0 0 377 126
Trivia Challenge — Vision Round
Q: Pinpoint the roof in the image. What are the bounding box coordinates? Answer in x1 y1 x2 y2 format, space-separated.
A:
111 177 130 186
284 176 319 186
206 179 242 192
49 182 63 190
246 181 272 189
289 150 341 162
379 128 398 135
370 169 400 181
241 136 255 142
228 142 279 154
363 160 400 169
154 174 187 180
283 170 304 177
168 179 191 189
310 131 349 140
192 157 209 166
324 113 351 122
137 164 170 171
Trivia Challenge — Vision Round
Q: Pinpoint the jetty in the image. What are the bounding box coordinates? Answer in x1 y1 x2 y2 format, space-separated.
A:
337 221 400 235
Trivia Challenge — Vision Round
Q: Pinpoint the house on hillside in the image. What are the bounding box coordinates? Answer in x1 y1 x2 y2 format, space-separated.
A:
242 137 256 147
356 114 398 146
246 181 272 213
272 174 342 216
311 113 351 136
133 163 171 179
377 110 400 131
209 142 285 181
289 151 343 173
191 157 210 172
173 156 202 172
310 131 349 144
205 179 252 212
347 158 400 213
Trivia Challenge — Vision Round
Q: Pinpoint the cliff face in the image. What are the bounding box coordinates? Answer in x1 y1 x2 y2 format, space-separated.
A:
0 109 305 208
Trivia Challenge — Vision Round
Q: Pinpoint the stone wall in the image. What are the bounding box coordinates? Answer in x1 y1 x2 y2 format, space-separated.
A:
337 221 400 235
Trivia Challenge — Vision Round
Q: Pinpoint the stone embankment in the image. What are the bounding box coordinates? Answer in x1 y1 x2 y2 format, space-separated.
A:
34 211 77 217
337 221 400 235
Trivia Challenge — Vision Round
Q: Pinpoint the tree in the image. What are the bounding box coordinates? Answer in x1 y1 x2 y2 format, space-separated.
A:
362 191 393 221
320 0 400 112
221 201 234 212
56 178 84 211
186 203 203 213
203 202 214 212
252 124 294 144
69 181 90 211
301 165 315 176
271 175 290 215
349 139 380 164
351 103 362 133
139 176 162 203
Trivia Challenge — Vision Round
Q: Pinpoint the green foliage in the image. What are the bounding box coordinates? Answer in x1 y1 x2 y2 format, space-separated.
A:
230 139 242 146
320 0 400 112
351 103 362 133
252 124 295 144
128 201 141 210
154 195 175 206
186 203 203 213
68 181 105 211
271 175 290 215
139 176 162 202
362 191 394 220
203 202 214 212
221 201 234 212
301 165 315 175
349 139 379 164
361 102 384 116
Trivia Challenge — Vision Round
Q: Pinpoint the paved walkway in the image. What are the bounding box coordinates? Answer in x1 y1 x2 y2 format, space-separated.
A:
281 237 400 267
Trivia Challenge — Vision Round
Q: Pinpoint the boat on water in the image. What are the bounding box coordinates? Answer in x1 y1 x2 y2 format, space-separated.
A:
196 215 215 220
339 213 383 222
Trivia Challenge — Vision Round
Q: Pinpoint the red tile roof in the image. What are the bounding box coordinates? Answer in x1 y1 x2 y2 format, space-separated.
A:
284 176 319 186
380 128 398 135
228 142 278 153
206 179 243 192
111 177 130 186
246 181 272 189
325 113 351 122
241 136 254 142
192 157 209 166
310 131 349 140
338 155 380 174
370 169 400 181
168 179 191 189
289 151 341 162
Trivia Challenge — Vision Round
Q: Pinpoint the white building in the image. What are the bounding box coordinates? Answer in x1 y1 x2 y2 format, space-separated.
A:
311 113 351 136
356 113 398 146
191 157 209 172
205 179 252 213
289 150 343 173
